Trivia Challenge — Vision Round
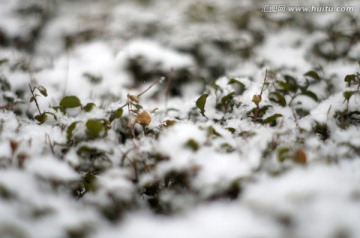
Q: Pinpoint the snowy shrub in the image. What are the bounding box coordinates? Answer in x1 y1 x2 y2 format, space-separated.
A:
0 1 360 238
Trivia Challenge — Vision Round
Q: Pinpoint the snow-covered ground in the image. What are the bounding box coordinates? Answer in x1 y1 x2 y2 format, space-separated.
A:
0 0 359 237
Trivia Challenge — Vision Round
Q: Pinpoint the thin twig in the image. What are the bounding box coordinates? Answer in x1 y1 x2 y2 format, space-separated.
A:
137 76 163 98
45 134 55 155
253 69 268 122
260 69 268 96
63 50 70 97
126 97 136 139
117 77 164 111
164 69 174 113
29 84 42 115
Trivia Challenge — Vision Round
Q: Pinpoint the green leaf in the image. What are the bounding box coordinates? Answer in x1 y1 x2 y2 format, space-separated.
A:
83 103 96 112
132 103 143 110
284 75 298 92
164 120 176 127
276 80 289 93
304 71 320 81
109 108 123 122
207 126 221 138
101 119 111 131
185 139 199 151
302 90 319 102
60 96 81 109
343 91 357 101
37 86 48 97
67 121 79 142
45 112 57 121
252 95 261 106
83 173 98 192
196 93 209 116
83 73 102 84
228 79 245 93
263 113 283 125
86 119 104 138
258 105 272 116
313 122 330 141
30 96 36 103
220 143 234 153
0 58 9 66
344 74 356 83
269 92 286 107
277 147 290 162
0 78 11 91
221 92 235 105
228 78 245 87
35 113 47 124
226 127 236 133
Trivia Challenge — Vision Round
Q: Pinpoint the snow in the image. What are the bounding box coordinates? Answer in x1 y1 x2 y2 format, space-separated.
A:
116 39 195 71
0 0 360 238
244 160 360 237
25 156 79 182
94 203 282 238
257 30 311 71
156 123 207 172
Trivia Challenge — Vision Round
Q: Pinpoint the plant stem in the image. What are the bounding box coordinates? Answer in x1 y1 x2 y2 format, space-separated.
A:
260 69 268 96
29 84 42 115
137 76 163 98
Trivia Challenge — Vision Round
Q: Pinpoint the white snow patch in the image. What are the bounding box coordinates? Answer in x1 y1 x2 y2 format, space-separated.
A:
26 156 79 182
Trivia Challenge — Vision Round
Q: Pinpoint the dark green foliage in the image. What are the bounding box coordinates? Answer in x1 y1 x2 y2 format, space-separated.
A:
304 71 320 81
334 110 360 129
344 74 356 82
284 75 298 93
344 74 357 87
60 96 82 109
301 90 319 102
269 92 286 107
208 178 242 200
0 58 9 66
248 105 272 122
82 173 98 192
109 108 123 123
0 185 14 199
37 86 48 97
63 29 99 49
207 126 221 138
83 103 96 112
83 73 102 84
86 119 104 138
67 121 79 143
218 92 236 113
263 114 283 126
221 92 235 106
185 139 200 151
313 122 330 141
277 147 290 162
228 78 245 94
196 93 208 117
0 76 11 91
219 143 234 153
164 170 192 192
34 113 47 124
343 91 356 102
126 55 194 96
226 127 236 134
77 146 112 173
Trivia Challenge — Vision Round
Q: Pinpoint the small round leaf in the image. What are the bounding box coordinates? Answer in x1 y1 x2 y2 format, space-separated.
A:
60 96 81 109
